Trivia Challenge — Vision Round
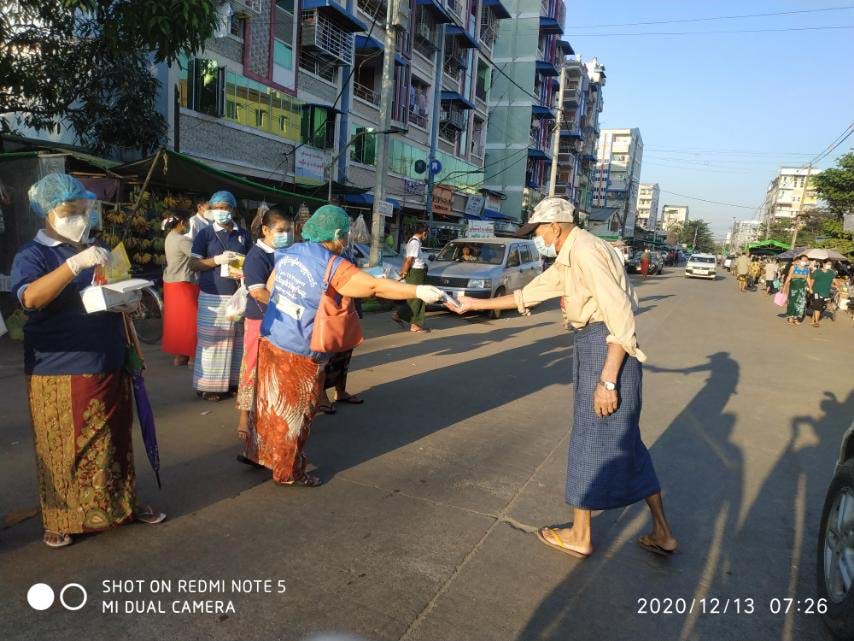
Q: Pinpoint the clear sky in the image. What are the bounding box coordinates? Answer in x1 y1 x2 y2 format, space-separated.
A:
565 0 854 236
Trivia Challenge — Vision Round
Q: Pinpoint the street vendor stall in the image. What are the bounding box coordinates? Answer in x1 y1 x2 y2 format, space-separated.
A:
747 239 790 256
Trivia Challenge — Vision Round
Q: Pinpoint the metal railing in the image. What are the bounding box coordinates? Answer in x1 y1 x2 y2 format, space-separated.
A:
301 12 353 66
354 82 380 106
408 108 428 128
440 108 466 130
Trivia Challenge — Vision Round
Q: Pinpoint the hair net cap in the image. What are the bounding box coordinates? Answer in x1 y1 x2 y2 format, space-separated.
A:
208 190 237 209
28 173 93 218
302 205 351 242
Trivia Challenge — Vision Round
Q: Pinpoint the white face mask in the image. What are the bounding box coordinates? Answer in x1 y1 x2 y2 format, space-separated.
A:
534 233 557 258
52 213 90 243
202 209 216 221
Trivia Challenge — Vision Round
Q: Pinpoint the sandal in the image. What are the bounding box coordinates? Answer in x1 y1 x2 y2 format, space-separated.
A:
276 473 323 488
336 393 364 404
410 327 431 333
43 530 73 548
535 527 591 559
637 535 676 556
317 402 337 415
135 505 167 525
200 392 222 402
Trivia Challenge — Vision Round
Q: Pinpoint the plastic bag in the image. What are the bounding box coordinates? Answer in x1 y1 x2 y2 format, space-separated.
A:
774 291 787 307
104 242 132 283
351 214 371 244
225 285 248 322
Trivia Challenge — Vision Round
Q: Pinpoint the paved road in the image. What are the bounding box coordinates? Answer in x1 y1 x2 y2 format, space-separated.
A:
1 269 852 641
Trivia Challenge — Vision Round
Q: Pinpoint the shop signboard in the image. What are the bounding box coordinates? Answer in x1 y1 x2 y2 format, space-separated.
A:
466 220 494 238
295 146 328 185
432 184 454 216
464 195 485 217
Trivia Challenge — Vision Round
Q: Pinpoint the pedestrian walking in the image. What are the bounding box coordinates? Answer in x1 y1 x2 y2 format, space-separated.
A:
808 261 837 328
640 248 650 279
10 173 165 548
162 210 199 367
450 197 677 559
236 207 292 448
783 254 810 325
764 258 779 294
189 190 252 401
392 224 431 333
254 206 444 486
735 252 750 292
748 258 762 291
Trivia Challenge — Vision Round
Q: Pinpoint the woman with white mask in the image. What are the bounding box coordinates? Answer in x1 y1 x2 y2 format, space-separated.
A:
189 190 252 401
10 173 165 548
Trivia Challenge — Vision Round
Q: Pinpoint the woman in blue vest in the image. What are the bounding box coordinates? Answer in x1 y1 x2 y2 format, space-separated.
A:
189 191 252 401
10 173 165 548
254 205 445 486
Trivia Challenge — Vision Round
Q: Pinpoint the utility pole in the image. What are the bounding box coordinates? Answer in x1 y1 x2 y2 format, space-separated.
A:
369 0 401 267
425 25 446 227
790 163 811 250
548 64 566 197
692 223 699 252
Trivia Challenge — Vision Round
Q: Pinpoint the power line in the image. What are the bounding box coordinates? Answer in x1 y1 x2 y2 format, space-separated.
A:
572 6 854 29
568 25 854 37
659 189 758 209
809 122 854 165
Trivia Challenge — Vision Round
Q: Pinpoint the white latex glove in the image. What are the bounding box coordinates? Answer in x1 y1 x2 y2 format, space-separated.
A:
66 246 111 276
415 285 445 304
214 251 238 265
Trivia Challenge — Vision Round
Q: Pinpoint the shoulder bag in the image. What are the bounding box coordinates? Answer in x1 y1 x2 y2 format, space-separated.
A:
310 256 364 353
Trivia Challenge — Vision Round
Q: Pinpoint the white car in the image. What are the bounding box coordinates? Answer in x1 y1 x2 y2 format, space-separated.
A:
685 253 717 279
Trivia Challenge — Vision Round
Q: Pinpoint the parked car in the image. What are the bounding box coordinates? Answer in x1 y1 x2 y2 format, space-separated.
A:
684 253 717 280
626 250 663 275
351 242 404 276
817 419 854 639
425 237 543 319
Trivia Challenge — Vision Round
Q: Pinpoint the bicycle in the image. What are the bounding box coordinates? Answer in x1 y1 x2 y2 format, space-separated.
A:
130 285 163 345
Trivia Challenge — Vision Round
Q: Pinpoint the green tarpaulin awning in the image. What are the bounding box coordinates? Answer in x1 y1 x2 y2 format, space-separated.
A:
111 149 328 207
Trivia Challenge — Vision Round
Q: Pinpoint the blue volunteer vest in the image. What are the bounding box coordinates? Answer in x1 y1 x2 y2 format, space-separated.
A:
260 242 344 357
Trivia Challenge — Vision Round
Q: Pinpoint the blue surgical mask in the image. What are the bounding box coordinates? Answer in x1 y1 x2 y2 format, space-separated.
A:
213 209 232 225
272 231 292 249
534 234 557 258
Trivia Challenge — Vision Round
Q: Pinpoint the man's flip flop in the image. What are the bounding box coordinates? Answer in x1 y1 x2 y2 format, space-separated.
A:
535 527 590 559
637 536 676 556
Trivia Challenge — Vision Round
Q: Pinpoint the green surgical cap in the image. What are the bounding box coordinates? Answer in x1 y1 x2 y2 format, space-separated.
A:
302 205 351 242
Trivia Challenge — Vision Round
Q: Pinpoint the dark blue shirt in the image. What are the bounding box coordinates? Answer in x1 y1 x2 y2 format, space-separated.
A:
191 223 252 296
243 242 275 321
11 236 126 376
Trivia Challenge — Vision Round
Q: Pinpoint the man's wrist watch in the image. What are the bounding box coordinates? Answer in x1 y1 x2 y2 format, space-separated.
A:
599 380 616 391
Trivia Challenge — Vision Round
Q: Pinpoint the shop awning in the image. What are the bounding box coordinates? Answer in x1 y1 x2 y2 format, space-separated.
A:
479 187 505 197
532 105 555 119
111 149 327 206
747 239 790 252
483 0 511 19
354 35 408 65
536 60 559 76
302 0 366 32
484 208 515 220
445 25 479 49
344 193 402 209
440 90 476 110
304 101 342 115
415 0 454 23
528 148 549 161
539 16 563 34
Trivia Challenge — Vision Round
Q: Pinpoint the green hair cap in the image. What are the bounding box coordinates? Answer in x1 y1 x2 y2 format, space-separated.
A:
302 205 351 242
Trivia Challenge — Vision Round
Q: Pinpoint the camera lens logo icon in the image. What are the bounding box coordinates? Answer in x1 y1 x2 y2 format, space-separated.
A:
27 583 87 611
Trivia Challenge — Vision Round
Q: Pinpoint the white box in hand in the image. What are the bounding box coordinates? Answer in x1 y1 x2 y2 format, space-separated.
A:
80 278 153 313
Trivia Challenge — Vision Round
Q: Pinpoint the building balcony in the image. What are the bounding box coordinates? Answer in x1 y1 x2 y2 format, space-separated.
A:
408 107 429 128
301 12 356 66
303 0 367 32
415 0 454 24
483 0 511 19
440 108 466 131
446 25 478 49
354 82 380 106
532 104 555 120
535 60 559 77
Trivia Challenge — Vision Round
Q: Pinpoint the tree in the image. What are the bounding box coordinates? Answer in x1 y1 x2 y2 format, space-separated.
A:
1 1 219 155
677 219 715 253
813 153 854 217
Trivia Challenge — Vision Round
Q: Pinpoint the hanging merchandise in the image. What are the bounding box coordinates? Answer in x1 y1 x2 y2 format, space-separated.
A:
351 214 371 244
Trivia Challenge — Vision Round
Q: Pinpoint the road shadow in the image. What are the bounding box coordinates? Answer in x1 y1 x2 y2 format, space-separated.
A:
517 351 745 641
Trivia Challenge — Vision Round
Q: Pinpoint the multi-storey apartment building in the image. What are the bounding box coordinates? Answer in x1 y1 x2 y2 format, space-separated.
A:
593 127 643 237
761 167 820 226
482 0 568 227
635 183 659 231
555 56 605 212
660 204 689 231
731 219 763 251
167 0 512 247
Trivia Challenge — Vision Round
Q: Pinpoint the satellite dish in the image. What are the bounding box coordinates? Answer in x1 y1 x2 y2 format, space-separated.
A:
414 160 427 174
